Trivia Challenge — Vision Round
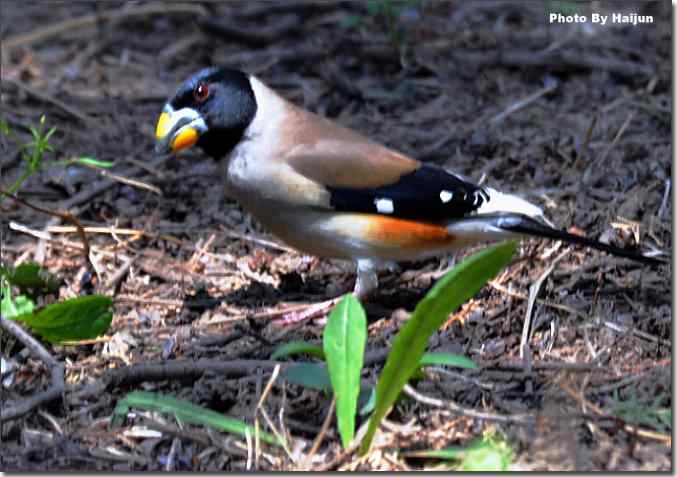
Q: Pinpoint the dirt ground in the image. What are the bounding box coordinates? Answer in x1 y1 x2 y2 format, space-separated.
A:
0 0 672 471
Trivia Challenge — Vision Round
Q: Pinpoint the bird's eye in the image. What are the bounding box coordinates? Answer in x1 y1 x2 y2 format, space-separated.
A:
193 82 209 102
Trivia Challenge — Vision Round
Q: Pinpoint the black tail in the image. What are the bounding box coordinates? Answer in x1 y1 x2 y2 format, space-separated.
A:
489 214 665 266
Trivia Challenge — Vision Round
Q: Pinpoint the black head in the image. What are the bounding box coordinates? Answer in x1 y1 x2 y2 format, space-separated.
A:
154 67 257 159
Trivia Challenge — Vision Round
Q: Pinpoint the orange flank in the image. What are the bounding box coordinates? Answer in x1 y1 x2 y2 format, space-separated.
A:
364 215 455 249
314 213 458 260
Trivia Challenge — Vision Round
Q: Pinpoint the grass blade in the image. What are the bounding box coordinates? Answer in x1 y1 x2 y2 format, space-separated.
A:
112 391 282 446
323 294 367 448
420 352 478 369
70 156 115 169
359 241 516 454
271 340 325 360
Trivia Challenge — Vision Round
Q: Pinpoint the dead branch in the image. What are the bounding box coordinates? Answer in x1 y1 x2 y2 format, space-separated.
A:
71 359 291 400
403 384 535 425
0 316 65 423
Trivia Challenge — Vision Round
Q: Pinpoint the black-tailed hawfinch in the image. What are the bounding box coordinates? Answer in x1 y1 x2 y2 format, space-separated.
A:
154 67 662 300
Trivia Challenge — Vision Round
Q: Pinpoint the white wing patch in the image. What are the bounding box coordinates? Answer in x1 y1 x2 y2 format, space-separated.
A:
374 198 394 214
439 190 453 203
477 187 544 218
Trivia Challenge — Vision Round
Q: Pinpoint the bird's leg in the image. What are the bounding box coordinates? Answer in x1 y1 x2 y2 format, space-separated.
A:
353 259 379 300
276 259 379 325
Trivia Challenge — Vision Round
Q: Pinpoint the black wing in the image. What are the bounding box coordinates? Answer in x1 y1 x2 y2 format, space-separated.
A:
326 164 489 221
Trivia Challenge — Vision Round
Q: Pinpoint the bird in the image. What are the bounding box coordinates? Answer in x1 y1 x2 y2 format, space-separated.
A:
154 67 662 315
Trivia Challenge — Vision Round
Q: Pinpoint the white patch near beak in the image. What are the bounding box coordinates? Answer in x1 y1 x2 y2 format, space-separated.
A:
157 104 208 139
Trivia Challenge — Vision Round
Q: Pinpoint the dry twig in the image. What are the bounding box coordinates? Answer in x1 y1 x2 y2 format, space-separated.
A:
300 396 337 470
402 384 535 425
0 317 65 423
520 248 569 360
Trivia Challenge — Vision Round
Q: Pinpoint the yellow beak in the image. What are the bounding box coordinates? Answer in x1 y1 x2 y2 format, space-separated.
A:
154 106 205 154
155 112 172 140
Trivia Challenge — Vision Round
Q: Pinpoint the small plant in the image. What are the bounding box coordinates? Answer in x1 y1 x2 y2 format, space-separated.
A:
1 263 113 344
1 116 116 345
0 115 56 200
359 240 515 453
1 116 113 203
610 388 671 433
274 241 516 452
404 429 515 471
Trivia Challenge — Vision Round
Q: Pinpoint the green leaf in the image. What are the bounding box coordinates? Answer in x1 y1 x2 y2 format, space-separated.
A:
15 295 113 343
271 340 325 360
420 352 478 370
281 363 333 391
45 127 57 142
323 294 367 448
360 241 516 454
70 156 114 169
2 294 35 319
457 442 511 471
111 391 282 446
359 386 376 416
2 262 59 297
1 280 36 319
404 436 514 471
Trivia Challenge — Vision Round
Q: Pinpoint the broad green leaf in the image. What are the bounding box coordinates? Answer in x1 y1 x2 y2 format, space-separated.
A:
420 352 478 370
111 391 282 446
323 294 367 448
281 363 333 391
271 340 325 360
15 295 113 343
1 262 59 297
360 241 516 454
71 156 115 169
